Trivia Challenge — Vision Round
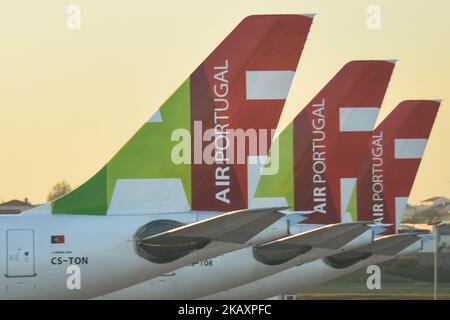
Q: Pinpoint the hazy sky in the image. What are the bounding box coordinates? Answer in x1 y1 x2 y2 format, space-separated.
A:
0 0 448 205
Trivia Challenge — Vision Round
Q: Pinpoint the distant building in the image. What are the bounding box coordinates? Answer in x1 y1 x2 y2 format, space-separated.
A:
401 196 450 224
0 199 36 214
421 196 450 207
418 196 450 217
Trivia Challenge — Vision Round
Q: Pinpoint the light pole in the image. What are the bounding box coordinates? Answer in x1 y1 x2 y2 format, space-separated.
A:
428 219 442 300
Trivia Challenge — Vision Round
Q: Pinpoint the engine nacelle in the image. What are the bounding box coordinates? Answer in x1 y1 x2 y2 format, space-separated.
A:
134 220 211 264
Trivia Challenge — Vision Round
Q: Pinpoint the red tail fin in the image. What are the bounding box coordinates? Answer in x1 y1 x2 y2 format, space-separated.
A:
357 100 441 234
191 15 313 211
293 60 394 224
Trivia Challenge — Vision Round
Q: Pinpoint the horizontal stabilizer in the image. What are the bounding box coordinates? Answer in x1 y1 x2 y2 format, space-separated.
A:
140 207 287 246
259 221 372 251
252 222 372 265
134 207 286 264
358 233 423 256
323 233 424 269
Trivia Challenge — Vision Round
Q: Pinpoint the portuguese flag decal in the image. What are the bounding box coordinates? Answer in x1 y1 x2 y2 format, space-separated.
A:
51 235 65 244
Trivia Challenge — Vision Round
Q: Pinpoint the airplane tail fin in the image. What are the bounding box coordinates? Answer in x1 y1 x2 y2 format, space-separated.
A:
250 61 395 225
298 60 395 224
357 100 441 233
27 15 313 216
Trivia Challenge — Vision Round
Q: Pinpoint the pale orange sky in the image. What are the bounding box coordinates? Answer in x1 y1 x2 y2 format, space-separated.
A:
0 0 449 205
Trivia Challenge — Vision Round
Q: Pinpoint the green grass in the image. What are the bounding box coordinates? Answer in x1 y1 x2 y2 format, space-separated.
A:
297 269 450 300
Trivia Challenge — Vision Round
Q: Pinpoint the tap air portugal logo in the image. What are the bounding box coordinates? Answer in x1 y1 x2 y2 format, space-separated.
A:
40 15 312 215
248 61 393 223
211 61 231 204
171 61 282 205
310 99 327 214
370 131 385 223
356 100 440 234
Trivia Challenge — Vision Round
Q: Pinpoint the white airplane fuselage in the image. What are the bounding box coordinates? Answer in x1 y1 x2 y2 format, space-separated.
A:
101 223 375 299
0 213 190 299
0 212 290 299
